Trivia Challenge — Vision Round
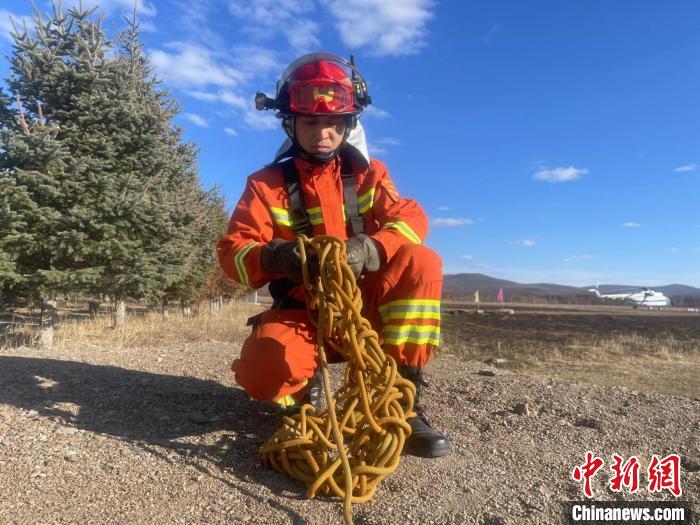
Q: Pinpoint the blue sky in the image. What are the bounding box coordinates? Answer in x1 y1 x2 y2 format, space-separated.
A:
2 1 699 287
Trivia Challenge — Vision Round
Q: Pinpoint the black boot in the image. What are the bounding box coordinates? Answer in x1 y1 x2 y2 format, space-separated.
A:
277 370 322 419
300 369 323 409
398 365 452 458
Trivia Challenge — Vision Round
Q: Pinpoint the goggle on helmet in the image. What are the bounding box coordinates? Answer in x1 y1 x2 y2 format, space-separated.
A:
255 52 372 117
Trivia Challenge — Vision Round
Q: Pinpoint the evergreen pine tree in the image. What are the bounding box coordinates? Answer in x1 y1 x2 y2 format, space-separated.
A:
0 87 19 305
0 2 222 320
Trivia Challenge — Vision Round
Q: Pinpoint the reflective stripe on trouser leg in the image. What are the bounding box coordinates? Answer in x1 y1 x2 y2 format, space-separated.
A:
361 244 443 368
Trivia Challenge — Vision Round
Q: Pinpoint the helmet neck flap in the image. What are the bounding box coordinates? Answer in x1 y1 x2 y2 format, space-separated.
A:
282 114 354 165
270 120 371 170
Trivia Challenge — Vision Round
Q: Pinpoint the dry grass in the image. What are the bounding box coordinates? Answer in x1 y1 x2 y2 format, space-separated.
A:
50 302 262 350
443 332 700 399
5 303 698 398
450 332 697 362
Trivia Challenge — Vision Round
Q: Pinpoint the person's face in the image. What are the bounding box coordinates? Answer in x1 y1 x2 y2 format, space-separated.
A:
294 115 347 155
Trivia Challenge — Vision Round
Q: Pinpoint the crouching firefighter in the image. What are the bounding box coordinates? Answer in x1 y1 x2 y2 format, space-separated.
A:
216 52 451 458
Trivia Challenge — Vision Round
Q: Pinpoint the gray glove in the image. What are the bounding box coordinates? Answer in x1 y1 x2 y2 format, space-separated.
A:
345 234 381 278
261 239 303 282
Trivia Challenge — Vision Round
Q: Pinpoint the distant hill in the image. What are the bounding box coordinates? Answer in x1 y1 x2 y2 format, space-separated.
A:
657 284 700 295
443 273 700 299
443 273 583 297
583 284 700 296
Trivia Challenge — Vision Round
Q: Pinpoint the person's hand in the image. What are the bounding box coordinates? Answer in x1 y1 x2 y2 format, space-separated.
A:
261 239 303 281
344 234 381 278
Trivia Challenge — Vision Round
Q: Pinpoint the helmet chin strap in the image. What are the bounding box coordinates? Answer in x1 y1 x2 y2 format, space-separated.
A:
283 116 353 166
301 149 338 165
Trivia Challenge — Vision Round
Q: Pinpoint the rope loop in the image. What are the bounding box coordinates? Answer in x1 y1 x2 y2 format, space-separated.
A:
259 235 415 525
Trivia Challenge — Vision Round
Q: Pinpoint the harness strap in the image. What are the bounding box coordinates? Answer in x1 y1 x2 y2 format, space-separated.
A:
340 155 365 236
281 156 365 237
270 156 365 310
282 158 313 237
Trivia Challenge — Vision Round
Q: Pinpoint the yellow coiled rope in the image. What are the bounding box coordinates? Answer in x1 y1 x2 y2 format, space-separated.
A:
258 235 415 525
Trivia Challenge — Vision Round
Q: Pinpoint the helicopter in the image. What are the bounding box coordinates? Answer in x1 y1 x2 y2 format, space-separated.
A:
588 285 671 308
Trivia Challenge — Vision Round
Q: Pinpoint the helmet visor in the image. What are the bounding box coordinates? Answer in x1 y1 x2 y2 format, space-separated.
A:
288 80 355 115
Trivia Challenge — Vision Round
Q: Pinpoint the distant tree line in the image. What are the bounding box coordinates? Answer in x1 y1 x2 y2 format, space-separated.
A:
0 2 242 325
442 292 605 305
670 295 700 308
443 292 700 308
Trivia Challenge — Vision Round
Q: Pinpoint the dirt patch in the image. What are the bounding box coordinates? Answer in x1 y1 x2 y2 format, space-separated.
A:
1 333 698 524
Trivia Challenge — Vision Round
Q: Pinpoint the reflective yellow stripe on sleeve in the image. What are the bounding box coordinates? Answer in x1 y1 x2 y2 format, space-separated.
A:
269 207 292 227
234 242 258 287
382 220 422 244
270 206 339 227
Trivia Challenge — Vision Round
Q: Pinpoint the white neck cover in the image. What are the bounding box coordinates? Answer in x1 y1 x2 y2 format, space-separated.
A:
270 121 370 170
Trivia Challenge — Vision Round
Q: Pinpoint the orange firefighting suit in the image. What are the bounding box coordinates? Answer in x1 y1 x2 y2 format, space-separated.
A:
217 153 442 405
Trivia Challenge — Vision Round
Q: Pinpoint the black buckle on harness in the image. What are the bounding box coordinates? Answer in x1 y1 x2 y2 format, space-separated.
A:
289 208 312 235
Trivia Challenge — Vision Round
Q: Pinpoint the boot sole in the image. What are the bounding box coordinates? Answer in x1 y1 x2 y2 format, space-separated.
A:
403 441 452 458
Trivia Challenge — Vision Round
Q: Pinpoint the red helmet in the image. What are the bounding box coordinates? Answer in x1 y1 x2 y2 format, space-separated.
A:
255 53 371 118
287 60 355 115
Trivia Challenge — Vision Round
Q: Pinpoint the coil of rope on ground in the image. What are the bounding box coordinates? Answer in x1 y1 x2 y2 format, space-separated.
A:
258 235 416 525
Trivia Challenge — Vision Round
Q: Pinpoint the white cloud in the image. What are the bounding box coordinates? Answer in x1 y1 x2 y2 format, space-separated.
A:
172 0 223 46
622 222 641 228
139 20 157 32
185 91 220 103
150 43 244 89
186 88 278 131
367 145 387 156
64 0 157 17
183 113 209 127
151 41 283 132
514 239 536 247
327 0 435 56
283 18 320 52
674 163 697 173
438 206 451 211
375 137 401 146
363 105 391 119
243 108 279 130
368 136 401 156
224 127 238 136
431 217 474 227
564 254 594 262
482 24 502 44
533 166 588 183
228 0 313 23
460 255 473 260
230 46 281 78
224 92 249 109
0 9 33 42
228 0 319 53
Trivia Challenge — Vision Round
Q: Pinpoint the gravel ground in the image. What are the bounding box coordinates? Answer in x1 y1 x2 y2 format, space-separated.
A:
0 341 698 525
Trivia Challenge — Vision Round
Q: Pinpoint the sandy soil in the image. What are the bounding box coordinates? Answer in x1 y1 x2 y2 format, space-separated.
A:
1 334 698 524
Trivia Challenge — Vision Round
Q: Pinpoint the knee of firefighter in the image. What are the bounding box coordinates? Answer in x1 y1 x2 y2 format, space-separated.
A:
391 244 443 284
232 309 317 401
